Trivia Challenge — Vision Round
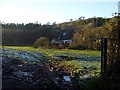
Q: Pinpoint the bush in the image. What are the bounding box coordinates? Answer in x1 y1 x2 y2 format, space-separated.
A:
69 43 87 50
34 37 49 48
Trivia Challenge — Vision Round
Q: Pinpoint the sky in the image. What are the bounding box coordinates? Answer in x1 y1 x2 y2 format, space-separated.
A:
0 0 119 24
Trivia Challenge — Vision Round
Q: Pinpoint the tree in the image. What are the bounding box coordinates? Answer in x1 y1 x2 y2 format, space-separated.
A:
106 17 118 65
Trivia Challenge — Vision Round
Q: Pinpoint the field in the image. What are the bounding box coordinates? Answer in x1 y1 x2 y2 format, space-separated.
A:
1 46 101 89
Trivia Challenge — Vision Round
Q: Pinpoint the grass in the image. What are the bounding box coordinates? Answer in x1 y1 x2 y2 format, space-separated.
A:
4 46 100 57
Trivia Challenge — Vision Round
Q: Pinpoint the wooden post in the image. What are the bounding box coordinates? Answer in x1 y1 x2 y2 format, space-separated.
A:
101 38 107 76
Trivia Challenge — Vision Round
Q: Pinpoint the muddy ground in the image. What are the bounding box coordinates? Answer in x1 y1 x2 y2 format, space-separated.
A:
2 57 82 90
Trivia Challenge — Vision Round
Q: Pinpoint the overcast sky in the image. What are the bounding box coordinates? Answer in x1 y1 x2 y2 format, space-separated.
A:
0 0 119 24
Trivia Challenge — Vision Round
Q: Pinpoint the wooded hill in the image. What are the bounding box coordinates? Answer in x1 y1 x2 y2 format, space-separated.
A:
2 17 117 50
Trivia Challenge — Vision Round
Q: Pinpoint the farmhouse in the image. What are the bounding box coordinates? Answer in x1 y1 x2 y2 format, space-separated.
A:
62 39 73 44
51 39 73 44
51 30 73 45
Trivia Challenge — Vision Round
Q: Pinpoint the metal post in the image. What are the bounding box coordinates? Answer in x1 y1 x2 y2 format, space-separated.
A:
101 38 107 76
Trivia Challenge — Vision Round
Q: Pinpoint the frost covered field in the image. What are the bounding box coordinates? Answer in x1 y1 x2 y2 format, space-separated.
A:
3 46 101 76
1 46 101 89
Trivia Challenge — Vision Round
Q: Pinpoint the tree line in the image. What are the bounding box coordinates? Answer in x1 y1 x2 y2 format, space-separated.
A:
2 17 116 50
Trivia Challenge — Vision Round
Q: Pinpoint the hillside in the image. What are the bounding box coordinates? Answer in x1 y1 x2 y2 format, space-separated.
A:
2 17 112 50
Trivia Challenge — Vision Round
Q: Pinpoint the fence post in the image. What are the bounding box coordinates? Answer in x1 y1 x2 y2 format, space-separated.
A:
101 38 107 76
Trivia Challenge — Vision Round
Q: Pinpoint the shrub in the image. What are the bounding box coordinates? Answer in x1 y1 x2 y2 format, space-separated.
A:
34 37 49 48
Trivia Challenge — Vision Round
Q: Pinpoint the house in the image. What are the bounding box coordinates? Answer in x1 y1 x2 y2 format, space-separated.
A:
51 39 73 44
62 39 73 44
51 30 73 45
